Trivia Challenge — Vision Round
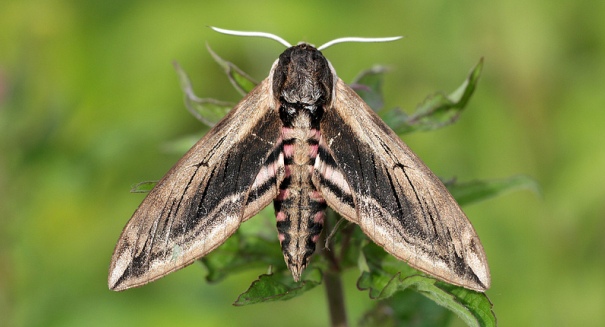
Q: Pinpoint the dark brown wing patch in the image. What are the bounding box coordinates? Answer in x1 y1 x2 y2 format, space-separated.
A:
318 79 490 291
109 79 282 291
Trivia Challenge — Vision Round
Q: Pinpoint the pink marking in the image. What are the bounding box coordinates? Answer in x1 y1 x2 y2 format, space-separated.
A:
309 190 325 202
313 211 325 223
276 211 286 222
278 234 286 242
283 144 295 158
323 163 335 178
285 165 291 177
312 234 320 243
281 127 295 138
308 144 319 158
268 160 279 175
319 164 351 193
308 129 320 139
252 163 277 187
277 189 289 201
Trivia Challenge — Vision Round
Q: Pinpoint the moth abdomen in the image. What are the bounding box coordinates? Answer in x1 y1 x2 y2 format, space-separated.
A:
273 110 327 280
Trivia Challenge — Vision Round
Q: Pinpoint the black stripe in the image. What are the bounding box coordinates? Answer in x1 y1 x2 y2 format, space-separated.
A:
307 138 319 146
264 144 283 166
273 199 282 213
245 175 277 205
317 146 337 167
246 144 282 205
200 134 228 165
193 165 217 224
400 165 437 239
307 219 323 236
384 166 404 225
279 176 291 190
276 217 291 234
316 173 354 207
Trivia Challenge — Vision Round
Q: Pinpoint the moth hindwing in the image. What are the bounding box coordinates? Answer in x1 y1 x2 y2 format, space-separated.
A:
109 35 490 293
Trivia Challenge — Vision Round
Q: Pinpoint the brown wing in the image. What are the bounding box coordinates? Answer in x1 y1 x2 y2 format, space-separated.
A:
109 78 284 291
314 79 490 291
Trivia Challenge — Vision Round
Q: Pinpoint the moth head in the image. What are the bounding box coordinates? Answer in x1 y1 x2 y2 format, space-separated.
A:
272 44 333 107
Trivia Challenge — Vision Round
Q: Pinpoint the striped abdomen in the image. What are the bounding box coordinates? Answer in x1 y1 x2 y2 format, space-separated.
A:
274 115 326 281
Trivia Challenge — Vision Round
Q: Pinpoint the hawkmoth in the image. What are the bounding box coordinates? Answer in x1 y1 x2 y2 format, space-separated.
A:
108 27 490 292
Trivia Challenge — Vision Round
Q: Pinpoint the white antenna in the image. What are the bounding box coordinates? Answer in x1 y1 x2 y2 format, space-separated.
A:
317 36 402 51
210 26 292 48
210 27 402 51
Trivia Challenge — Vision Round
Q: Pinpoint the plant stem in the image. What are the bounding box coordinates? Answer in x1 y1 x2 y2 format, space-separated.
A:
324 269 348 327
323 209 348 327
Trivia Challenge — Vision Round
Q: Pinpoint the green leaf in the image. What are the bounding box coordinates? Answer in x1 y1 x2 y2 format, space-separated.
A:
383 58 484 134
130 181 156 193
356 242 424 299
173 61 233 127
446 175 539 206
207 44 258 95
359 291 454 327
200 231 285 283
351 66 389 111
438 284 497 327
357 243 495 327
233 268 323 306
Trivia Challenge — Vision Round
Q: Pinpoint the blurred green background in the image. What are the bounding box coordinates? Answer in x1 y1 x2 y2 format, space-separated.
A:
2 1 604 326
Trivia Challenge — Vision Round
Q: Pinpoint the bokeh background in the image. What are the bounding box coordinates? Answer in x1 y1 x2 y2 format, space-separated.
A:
2 1 604 326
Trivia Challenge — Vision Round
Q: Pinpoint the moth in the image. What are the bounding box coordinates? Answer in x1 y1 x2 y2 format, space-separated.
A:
109 27 490 292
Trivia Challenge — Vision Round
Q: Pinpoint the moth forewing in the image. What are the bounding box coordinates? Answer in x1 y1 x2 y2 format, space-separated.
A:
108 79 283 291
317 79 490 291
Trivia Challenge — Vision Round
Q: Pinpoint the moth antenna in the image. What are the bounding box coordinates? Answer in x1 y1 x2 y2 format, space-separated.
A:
324 217 348 250
210 26 292 48
317 36 402 51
